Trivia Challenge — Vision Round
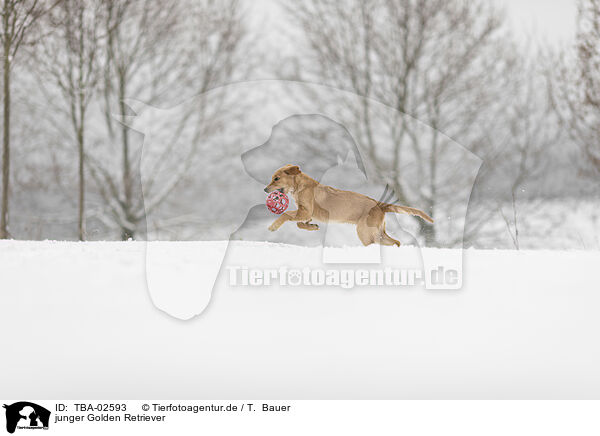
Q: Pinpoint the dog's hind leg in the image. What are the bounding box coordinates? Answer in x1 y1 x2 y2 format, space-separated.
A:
355 207 387 246
381 230 401 246
378 221 400 246
356 216 380 246
357 211 400 246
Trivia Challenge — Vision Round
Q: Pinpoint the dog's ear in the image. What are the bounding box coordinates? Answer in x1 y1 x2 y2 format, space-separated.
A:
284 165 301 175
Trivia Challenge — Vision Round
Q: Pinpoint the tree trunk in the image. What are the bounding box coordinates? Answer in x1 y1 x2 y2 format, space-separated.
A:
77 125 85 241
118 77 132 218
418 217 436 247
1 45 10 239
121 227 134 241
118 73 135 241
420 120 439 247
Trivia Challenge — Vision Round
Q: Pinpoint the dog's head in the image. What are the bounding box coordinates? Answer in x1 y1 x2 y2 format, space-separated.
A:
264 164 301 194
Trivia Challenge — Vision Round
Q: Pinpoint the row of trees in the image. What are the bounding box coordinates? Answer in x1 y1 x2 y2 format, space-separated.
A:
0 0 597 245
551 0 600 179
1 0 246 240
281 0 597 248
1 0 52 238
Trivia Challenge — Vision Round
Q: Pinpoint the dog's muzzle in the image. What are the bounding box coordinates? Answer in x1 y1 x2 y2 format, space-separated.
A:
264 187 284 193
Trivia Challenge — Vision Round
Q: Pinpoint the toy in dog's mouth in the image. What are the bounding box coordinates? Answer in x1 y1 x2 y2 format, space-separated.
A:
266 190 289 214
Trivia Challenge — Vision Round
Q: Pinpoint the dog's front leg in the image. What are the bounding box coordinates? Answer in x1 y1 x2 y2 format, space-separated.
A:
268 207 311 232
268 190 314 232
268 210 297 232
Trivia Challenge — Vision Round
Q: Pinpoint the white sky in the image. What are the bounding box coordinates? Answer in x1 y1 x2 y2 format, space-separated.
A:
498 0 577 43
247 0 578 56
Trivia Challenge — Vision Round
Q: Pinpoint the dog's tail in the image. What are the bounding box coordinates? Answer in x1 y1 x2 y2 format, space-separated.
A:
381 203 434 223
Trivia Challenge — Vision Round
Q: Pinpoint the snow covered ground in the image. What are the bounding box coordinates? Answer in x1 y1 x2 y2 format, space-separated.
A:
1 240 600 399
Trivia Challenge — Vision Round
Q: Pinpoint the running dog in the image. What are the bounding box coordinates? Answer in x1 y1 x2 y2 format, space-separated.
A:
264 164 433 246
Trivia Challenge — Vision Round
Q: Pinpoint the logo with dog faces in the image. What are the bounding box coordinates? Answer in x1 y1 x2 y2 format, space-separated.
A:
3 402 50 434
124 80 481 319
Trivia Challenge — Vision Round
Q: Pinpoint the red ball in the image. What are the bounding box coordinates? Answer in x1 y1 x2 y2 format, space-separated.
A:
266 190 289 214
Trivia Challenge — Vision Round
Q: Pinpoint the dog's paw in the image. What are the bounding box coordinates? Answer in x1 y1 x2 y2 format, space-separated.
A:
268 223 280 232
297 221 319 231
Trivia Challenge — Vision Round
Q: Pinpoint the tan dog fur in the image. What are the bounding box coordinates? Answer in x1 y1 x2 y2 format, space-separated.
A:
264 164 433 246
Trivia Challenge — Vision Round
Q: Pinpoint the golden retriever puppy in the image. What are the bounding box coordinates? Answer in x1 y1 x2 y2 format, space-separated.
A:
264 164 433 246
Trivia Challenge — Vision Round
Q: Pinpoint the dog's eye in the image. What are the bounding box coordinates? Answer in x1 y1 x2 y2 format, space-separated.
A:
274 177 279 181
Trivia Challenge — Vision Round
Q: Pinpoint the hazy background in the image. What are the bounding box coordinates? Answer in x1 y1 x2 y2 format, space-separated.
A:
0 0 598 249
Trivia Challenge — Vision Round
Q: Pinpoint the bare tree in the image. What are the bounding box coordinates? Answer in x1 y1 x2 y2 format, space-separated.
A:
550 0 600 179
85 0 248 240
496 58 560 250
36 0 105 240
0 0 56 238
285 0 512 246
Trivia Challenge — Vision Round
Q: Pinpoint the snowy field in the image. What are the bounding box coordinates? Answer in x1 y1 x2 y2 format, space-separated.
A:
1 240 600 399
